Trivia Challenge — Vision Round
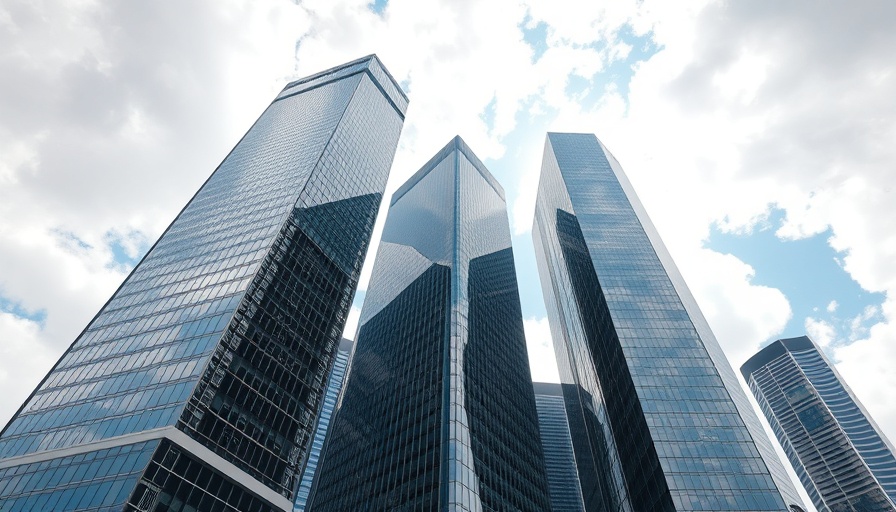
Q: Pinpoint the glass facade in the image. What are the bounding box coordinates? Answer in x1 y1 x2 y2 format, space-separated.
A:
533 382 586 512
742 336 896 512
308 136 551 511
292 338 352 511
532 132 806 511
0 440 158 511
0 55 406 511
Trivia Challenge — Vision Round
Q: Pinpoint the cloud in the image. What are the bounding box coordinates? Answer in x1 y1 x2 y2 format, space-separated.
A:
680 250 791 367
805 317 835 348
523 316 560 383
0 312 56 424
826 300 838 313
603 0 896 445
834 311 896 446
0 0 310 425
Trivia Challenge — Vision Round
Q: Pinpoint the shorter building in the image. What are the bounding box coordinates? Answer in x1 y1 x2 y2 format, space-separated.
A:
742 335 896 512
533 382 586 512
293 338 353 511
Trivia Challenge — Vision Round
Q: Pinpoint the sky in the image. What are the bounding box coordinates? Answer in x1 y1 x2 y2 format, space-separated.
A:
1 0 894 507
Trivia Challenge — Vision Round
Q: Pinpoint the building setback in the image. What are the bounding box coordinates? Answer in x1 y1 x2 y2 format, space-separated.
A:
308 136 551 511
533 382 586 512
0 55 406 511
742 335 896 512
531 132 806 512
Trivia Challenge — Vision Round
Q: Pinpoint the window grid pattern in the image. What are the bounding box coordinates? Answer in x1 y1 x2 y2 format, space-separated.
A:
464 247 549 511
744 338 896 512
310 137 550 511
533 132 795 511
790 345 896 503
125 439 279 512
292 339 352 511
0 440 158 512
0 70 362 460
534 384 587 512
0 55 407 509
177 72 404 499
309 264 450 510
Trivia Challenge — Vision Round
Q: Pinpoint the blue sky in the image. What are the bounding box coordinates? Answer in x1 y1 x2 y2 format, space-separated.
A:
707 208 885 346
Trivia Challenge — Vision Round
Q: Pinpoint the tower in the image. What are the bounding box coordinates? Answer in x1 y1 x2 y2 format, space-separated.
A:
308 136 551 511
292 338 353 512
0 55 406 511
532 132 805 511
533 382 587 512
742 335 896 511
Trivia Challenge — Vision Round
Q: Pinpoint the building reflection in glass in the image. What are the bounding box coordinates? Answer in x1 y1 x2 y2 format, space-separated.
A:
532 132 806 512
309 136 551 511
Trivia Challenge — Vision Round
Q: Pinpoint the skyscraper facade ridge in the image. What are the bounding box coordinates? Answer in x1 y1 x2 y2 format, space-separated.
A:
0 55 406 511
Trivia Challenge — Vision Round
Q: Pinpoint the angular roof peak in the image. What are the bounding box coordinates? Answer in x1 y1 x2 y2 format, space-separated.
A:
390 136 504 206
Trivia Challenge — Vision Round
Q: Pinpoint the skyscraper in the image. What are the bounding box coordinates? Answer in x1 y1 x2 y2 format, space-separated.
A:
0 55 406 511
308 136 551 511
742 335 896 512
292 338 353 512
532 132 806 511
533 382 586 512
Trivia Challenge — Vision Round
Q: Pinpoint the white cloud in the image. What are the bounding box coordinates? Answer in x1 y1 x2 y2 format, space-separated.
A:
523 316 560 383
680 249 791 367
847 304 879 342
833 305 896 446
827 300 838 313
805 317 836 347
0 312 56 424
0 0 310 425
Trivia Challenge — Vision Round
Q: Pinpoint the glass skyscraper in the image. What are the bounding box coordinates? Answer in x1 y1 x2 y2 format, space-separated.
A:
742 335 896 512
308 136 551 511
533 382 586 512
292 338 352 512
0 55 406 511
532 132 806 511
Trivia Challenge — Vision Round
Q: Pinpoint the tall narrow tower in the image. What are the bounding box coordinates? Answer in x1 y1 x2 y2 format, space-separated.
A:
742 336 896 512
309 136 551 511
0 55 406 512
293 338 353 512
532 132 805 512
533 382 587 512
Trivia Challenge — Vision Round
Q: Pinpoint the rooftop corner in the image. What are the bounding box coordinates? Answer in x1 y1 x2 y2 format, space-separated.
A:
390 135 505 207
277 54 409 116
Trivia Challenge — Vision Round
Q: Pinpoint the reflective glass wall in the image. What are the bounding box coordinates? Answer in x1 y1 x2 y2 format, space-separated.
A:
309 136 551 511
742 336 896 511
292 338 352 511
532 132 805 511
534 382 586 512
0 55 406 511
